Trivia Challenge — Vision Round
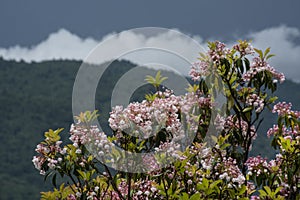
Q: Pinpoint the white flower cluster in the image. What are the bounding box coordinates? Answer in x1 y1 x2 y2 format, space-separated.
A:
70 123 115 162
32 139 65 175
246 93 264 113
216 157 245 187
109 90 211 142
242 57 285 83
109 92 182 139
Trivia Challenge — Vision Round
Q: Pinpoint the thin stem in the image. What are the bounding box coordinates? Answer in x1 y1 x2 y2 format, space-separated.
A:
104 164 125 200
127 173 132 200
162 177 169 200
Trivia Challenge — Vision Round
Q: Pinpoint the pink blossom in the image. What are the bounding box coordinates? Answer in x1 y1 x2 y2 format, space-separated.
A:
245 156 269 175
246 93 264 113
189 61 209 81
267 125 280 137
242 57 285 83
208 41 230 65
233 41 254 56
272 102 292 116
223 115 257 140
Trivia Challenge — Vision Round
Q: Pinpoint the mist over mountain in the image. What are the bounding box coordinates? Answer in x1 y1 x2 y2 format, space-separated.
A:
1 25 300 82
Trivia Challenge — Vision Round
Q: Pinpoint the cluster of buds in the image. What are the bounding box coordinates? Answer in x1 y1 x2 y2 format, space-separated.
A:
109 90 211 143
245 155 269 176
246 93 264 113
189 61 209 81
208 41 230 65
245 154 294 197
215 157 245 187
242 57 285 83
272 101 300 117
109 92 182 139
132 180 160 200
32 129 65 175
223 115 257 140
233 40 254 56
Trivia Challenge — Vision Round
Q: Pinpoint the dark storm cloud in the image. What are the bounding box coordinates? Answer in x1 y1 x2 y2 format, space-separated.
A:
0 0 299 47
1 0 300 82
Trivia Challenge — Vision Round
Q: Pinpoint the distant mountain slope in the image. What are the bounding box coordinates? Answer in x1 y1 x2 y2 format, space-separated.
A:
0 58 299 199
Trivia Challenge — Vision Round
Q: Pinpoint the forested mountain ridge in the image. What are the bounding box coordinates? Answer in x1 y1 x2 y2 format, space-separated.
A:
0 58 299 199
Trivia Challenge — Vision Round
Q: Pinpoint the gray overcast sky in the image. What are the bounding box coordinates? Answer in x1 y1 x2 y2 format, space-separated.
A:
0 0 299 47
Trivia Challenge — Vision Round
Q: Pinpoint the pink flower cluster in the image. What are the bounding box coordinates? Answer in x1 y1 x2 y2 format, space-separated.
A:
98 180 128 200
142 154 160 172
99 179 161 200
245 154 293 196
109 92 182 140
189 41 230 81
246 93 264 113
272 101 300 118
197 147 216 171
268 102 300 142
215 157 245 187
208 41 230 65
154 141 181 160
189 61 209 81
246 154 284 176
132 180 161 200
242 57 285 83
70 123 115 162
267 124 300 138
32 156 46 175
245 155 268 176
109 90 211 141
179 92 211 134
266 124 281 137
222 115 257 140
233 41 254 56
32 140 64 175
193 146 246 188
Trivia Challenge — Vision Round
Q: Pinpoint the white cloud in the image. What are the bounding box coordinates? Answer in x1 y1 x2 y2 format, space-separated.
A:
0 25 300 82
247 25 300 82
0 29 99 62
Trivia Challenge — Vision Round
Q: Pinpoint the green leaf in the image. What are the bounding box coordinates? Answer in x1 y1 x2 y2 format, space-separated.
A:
259 189 267 197
274 186 283 195
266 54 275 60
238 185 247 195
145 93 157 102
264 47 271 58
211 135 218 143
210 179 222 189
189 193 200 200
145 71 168 89
263 186 272 195
77 170 86 180
44 171 54 182
236 58 244 73
268 96 278 104
199 79 208 95
202 178 209 188
244 57 250 71
242 106 253 113
254 48 263 59
229 73 237 85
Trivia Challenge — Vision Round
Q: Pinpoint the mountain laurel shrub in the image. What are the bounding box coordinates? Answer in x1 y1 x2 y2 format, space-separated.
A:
33 41 300 199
